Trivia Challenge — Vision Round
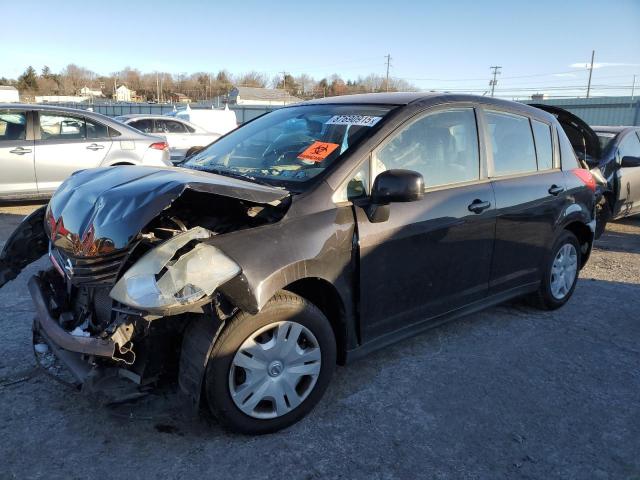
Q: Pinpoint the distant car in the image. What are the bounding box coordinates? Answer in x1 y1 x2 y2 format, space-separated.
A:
0 104 171 201
167 105 238 137
115 114 221 162
591 126 640 220
531 105 640 236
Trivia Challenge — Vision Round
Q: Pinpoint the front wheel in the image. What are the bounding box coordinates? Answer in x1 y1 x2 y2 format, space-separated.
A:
204 292 336 434
531 230 581 310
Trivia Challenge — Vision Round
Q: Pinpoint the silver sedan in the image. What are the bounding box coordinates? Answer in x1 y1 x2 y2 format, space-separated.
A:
114 114 221 163
0 104 172 201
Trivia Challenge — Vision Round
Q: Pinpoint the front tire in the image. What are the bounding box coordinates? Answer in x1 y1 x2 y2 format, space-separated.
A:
531 230 581 310
204 291 336 434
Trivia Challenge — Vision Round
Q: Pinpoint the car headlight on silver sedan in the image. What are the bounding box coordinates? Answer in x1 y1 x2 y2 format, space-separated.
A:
110 227 240 312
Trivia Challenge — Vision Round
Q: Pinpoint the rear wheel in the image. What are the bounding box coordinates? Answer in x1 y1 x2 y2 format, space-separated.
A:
531 230 581 310
204 292 336 434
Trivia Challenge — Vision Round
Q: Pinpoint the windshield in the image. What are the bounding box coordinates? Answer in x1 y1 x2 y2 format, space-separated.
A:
183 104 393 188
596 132 618 153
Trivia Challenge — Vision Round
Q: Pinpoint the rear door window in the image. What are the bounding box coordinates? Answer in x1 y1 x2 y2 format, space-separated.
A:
39 113 86 140
0 111 27 141
373 108 480 189
485 110 537 176
155 119 187 133
129 119 153 133
531 120 554 170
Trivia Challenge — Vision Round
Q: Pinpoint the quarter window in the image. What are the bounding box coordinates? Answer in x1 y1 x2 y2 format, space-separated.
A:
373 108 480 189
130 119 153 133
486 111 537 176
39 113 85 140
346 162 370 200
0 111 27 141
531 120 554 170
155 119 187 133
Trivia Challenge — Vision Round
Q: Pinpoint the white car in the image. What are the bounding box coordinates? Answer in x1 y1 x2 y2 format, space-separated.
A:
115 115 221 162
0 104 171 201
168 105 238 137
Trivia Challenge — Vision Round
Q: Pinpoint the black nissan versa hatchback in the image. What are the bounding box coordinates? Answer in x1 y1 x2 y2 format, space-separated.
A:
0 93 597 434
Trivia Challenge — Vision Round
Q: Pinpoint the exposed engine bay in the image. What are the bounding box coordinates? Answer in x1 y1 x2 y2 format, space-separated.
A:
2 167 292 402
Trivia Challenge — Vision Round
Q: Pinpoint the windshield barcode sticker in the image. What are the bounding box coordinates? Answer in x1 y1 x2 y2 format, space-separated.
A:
325 115 382 127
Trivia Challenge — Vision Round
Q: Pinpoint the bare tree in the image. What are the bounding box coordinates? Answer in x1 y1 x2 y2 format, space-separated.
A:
235 71 268 88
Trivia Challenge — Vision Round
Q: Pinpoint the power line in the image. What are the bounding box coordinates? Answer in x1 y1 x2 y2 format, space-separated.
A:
489 66 502 97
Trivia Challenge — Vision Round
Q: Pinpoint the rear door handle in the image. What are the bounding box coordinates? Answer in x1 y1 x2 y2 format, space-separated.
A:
86 143 105 151
548 185 564 196
9 147 32 155
468 199 492 214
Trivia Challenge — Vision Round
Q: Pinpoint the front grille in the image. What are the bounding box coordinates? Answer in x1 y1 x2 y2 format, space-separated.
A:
50 246 130 287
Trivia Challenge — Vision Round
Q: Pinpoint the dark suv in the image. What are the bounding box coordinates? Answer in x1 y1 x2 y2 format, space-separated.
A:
0 93 596 434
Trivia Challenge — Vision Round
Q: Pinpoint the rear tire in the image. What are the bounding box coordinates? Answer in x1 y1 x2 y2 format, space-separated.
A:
531 230 581 310
204 291 336 434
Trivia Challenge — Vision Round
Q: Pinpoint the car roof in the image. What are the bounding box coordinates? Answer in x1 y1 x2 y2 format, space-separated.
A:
301 92 552 119
592 125 637 134
0 103 160 138
116 114 184 120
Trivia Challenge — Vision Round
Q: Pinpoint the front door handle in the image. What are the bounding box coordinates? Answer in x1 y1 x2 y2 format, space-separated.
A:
468 199 492 214
548 184 564 196
9 147 32 155
86 143 105 151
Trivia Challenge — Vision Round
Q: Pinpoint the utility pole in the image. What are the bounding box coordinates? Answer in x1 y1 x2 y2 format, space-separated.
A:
385 54 392 92
631 74 637 101
586 50 595 98
280 71 288 90
156 72 160 102
489 66 502 97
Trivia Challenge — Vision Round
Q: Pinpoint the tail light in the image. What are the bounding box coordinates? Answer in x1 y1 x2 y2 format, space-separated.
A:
572 168 596 192
149 141 169 151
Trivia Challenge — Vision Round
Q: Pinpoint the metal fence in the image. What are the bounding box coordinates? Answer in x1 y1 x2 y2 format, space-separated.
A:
521 96 640 126
43 101 277 124
34 96 640 127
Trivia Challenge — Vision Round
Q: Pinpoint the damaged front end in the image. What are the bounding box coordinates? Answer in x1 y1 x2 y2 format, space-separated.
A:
1 166 290 403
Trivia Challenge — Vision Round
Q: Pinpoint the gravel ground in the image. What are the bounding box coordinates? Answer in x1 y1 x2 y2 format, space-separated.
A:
0 203 638 480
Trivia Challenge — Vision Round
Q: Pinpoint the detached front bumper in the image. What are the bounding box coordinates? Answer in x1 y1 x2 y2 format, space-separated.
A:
29 276 116 359
29 275 148 402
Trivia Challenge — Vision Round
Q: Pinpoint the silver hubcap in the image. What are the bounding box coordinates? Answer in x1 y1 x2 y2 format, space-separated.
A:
550 243 578 300
229 321 321 419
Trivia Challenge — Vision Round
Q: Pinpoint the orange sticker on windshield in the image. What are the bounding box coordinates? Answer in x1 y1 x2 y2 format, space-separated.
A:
298 141 340 162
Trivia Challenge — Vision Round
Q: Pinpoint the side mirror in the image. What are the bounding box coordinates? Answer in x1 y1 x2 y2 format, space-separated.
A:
371 169 425 204
621 156 640 168
366 169 424 223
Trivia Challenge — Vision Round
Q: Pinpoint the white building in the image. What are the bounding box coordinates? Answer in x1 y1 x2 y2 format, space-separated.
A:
0 85 20 103
228 86 301 106
79 86 104 98
35 95 88 103
115 85 134 102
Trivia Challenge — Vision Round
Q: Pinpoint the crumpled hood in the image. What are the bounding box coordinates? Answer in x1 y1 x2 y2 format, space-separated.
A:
46 166 289 256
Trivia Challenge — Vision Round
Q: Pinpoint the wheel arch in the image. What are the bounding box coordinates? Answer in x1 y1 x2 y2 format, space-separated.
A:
283 277 348 364
108 161 136 166
562 220 593 268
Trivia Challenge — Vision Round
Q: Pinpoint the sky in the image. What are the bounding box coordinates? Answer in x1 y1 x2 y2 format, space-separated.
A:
2 0 639 99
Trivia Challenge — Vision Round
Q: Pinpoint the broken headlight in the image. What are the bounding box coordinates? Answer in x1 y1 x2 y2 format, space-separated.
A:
109 227 240 312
